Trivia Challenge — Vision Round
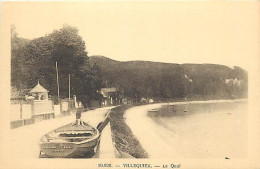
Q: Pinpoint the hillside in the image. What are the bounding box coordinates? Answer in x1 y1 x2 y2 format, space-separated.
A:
89 56 248 101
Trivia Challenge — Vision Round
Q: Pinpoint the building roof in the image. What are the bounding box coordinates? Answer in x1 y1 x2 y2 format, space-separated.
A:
100 87 117 97
101 88 117 92
29 82 48 93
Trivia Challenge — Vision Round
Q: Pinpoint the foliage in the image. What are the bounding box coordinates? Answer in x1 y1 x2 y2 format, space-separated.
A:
11 25 30 89
89 56 248 101
11 25 103 107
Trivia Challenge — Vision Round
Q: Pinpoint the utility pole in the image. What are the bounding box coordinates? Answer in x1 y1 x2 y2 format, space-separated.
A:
69 74 71 101
56 61 60 103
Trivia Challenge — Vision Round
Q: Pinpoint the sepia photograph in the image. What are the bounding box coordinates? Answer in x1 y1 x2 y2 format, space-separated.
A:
0 1 259 169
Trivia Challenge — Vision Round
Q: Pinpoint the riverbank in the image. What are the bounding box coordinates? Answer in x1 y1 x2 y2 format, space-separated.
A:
109 105 148 158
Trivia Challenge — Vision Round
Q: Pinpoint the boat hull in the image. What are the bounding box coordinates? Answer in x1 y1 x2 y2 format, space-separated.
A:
39 135 100 158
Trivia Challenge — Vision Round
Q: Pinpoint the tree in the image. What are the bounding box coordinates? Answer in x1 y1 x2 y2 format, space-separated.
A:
11 25 30 90
73 63 103 107
11 25 103 107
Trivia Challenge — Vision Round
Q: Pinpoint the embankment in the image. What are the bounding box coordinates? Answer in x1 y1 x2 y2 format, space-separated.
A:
109 105 148 158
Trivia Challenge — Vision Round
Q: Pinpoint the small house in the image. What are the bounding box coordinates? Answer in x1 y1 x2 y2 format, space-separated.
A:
100 87 119 105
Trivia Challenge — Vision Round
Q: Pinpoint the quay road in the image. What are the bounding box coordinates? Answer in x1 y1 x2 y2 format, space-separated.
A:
10 107 115 159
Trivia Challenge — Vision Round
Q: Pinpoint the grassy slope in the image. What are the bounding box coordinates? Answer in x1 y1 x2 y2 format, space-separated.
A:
109 105 148 158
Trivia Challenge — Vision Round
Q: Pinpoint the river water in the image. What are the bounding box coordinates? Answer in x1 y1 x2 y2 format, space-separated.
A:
125 100 248 159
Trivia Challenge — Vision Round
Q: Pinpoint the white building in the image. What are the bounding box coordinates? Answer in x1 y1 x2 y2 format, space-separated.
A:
29 81 49 100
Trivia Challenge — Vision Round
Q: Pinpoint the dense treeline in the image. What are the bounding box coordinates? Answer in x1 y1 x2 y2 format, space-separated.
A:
89 56 248 102
11 25 102 107
11 25 248 105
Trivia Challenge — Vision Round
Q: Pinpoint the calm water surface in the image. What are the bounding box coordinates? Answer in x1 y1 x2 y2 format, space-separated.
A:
149 101 248 158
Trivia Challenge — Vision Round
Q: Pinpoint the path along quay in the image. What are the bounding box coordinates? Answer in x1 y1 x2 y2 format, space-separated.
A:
10 107 116 159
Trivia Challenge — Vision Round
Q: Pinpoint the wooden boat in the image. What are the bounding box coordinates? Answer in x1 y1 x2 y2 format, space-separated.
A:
39 111 101 158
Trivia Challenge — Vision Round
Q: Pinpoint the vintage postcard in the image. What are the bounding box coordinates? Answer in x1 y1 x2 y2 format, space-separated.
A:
0 1 259 169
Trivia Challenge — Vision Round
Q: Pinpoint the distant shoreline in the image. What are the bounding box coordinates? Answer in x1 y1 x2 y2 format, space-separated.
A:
167 98 247 105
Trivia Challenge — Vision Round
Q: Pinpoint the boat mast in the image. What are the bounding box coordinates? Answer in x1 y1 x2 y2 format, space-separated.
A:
69 74 71 101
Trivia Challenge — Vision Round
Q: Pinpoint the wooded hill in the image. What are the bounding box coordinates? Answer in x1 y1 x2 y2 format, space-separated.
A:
89 56 248 102
11 24 248 104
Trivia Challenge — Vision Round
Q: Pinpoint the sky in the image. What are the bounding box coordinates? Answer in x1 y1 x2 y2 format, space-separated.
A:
3 1 259 70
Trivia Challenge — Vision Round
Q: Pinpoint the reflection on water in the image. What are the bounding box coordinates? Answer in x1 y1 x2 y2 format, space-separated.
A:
149 101 248 158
